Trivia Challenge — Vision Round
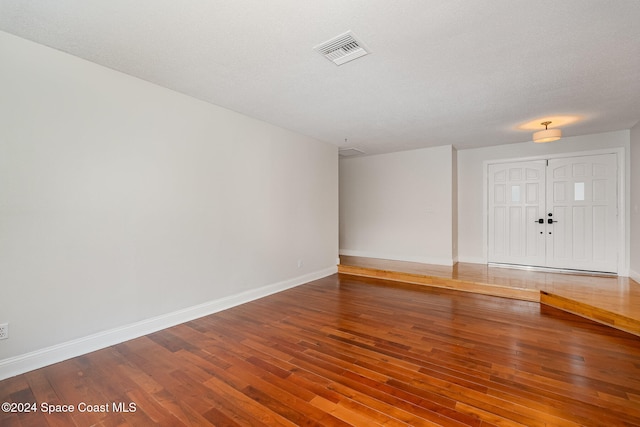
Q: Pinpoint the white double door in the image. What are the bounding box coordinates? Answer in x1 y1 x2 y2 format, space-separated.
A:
488 153 618 273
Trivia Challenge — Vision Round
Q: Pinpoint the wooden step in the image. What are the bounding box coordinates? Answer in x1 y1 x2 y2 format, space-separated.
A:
338 264 540 302
540 291 640 337
338 261 640 337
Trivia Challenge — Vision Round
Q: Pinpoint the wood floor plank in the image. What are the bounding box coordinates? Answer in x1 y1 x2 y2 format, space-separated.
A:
2 274 640 426
203 373 297 427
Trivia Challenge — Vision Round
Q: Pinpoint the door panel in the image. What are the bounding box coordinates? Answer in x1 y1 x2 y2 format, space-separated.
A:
488 161 546 267
546 154 617 272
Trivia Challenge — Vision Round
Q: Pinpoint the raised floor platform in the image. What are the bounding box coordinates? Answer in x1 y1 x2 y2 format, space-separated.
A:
338 256 640 337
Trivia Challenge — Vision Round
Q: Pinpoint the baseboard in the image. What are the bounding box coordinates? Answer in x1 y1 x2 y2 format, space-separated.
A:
456 256 486 265
0 266 337 381
630 269 640 285
339 249 454 266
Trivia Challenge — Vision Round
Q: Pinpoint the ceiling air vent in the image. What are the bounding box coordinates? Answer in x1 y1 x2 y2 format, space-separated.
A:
314 31 371 66
339 148 365 157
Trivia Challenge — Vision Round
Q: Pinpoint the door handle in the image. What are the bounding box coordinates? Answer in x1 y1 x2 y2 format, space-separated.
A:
535 219 544 224
548 218 558 224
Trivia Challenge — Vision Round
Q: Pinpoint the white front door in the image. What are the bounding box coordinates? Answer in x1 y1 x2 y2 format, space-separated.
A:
487 153 618 273
488 160 547 267
545 154 618 272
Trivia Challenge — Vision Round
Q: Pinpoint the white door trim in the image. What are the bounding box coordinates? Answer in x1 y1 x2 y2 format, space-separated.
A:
482 147 627 275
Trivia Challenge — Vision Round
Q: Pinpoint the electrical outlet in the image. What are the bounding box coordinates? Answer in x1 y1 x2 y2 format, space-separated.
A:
0 323 8 340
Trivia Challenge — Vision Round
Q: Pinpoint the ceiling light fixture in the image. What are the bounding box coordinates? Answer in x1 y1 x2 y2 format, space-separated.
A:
533 121 562 143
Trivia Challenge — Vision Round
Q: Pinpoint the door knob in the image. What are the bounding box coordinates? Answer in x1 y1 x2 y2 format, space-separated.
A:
536 218 544 224
547 218 558 224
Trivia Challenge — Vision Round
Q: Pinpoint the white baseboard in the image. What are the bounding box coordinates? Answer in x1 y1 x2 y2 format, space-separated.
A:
339 249 454 266
630 269 640 285
0 266 337 381
456 256 486 265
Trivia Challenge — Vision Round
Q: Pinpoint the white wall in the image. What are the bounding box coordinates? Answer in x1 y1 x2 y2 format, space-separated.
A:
0 31 338 377
457 130 631 268
452 148 458 262
630 122 640 283
339 145 455 265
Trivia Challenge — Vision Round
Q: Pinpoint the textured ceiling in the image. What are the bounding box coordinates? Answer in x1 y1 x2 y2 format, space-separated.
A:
1 0 639 155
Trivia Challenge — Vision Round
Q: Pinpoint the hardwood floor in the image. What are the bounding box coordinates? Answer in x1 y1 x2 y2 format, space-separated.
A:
339 256 640 336
2 274 640 426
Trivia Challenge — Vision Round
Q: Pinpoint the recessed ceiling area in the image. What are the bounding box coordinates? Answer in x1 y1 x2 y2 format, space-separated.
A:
0 1 639 155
